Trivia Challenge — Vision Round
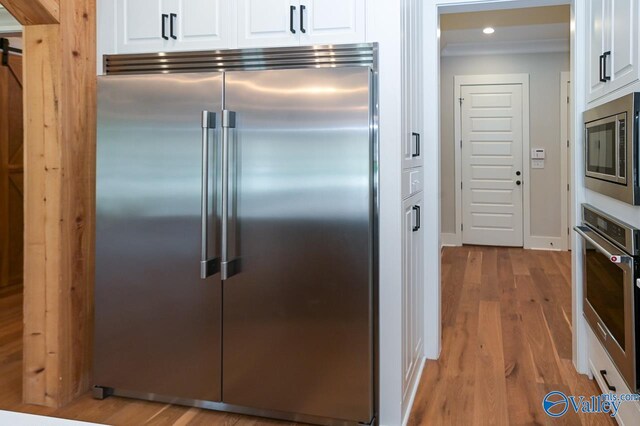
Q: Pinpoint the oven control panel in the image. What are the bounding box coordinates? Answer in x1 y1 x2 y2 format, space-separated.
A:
582 204 639 256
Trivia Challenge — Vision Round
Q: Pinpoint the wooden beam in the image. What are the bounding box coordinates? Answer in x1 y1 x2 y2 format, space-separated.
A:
0 0 59 25
21 0 95 408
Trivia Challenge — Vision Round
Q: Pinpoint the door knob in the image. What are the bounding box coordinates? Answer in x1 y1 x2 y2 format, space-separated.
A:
516 171 521 176
516 180 522 186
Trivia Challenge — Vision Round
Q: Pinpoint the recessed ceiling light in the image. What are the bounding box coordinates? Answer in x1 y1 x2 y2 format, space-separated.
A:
483 27 495 35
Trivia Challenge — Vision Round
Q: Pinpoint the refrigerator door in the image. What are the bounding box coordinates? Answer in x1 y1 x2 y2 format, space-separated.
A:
95 73 224 401
222 68 374 423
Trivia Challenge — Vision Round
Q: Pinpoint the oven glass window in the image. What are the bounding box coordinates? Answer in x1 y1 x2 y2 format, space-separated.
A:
586 121 616 176
585 245 625 349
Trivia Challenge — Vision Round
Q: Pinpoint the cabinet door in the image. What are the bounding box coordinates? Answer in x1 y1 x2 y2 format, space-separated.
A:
116 0 170 53
402 0 420 169
609 0 639 92
401 192 423 406
171 0 235 50
299 0 365 46
237 0 299 48
586 0 608 103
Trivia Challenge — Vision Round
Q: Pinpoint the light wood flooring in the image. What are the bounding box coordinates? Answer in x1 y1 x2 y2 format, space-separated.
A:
408 246 615 426
0 247 616 425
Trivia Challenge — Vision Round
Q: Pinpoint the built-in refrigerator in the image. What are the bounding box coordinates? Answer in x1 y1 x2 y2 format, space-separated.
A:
94 44 378 426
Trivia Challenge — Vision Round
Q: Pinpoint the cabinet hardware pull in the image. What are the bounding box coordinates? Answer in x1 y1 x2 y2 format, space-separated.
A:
599 54 604 82
600 370 617 392
412 205 421 232
300 5 306 33
602 51 611 82
412 132 420 158
161 14 169 40
290 6 296 34
170 13 177 40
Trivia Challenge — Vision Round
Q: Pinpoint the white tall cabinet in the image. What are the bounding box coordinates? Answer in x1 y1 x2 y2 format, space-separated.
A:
586 0 639 103
400 0 424 419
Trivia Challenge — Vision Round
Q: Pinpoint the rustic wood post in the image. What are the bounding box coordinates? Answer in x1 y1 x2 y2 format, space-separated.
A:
0 0 96 408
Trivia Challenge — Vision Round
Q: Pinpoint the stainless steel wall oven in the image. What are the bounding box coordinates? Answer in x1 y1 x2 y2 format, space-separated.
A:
575 204 639 393
584 93 640 205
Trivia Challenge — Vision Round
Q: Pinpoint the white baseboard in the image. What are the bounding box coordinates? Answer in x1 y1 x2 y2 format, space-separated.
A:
401 356 427 426
440 232 460 247
525 236 565 251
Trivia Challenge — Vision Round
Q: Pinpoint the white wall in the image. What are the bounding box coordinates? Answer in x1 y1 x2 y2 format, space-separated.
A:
440 52 570 246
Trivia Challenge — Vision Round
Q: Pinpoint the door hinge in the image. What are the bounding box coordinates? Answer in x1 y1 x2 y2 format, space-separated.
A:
461 182 463 190
460 140 463 149
459 97 464 105
567 227 570 236
567 184 570 191
567 96 570 104
461 224 464 231
567 139 570 148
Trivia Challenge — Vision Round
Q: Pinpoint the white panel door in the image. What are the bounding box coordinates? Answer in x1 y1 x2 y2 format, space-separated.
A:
237 0 299 48
401 191 423 407
461 84 524 247
173 0 234 50
609 0 639 91
586 0 608 102
299 0 366 46
116 0 169 53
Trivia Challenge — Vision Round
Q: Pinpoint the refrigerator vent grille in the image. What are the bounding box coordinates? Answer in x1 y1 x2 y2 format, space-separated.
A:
105 43 377 75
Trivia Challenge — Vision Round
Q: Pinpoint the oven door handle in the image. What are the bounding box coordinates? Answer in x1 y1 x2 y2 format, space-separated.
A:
574 226 633 264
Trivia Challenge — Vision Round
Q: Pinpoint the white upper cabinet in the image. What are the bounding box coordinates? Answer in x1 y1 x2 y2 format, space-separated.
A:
609 0 638 92
237 0 366 48
116 0 165 53
101 0 367 58
586 0 639 103
175 0 235 50
299 0 366 46
587 0 607 101
237 0 298 48
115 0 233 54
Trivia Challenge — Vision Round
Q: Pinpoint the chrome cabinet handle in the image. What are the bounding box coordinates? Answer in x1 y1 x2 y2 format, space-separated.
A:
573 226 632 264
221 110 238 280
201 111 219 279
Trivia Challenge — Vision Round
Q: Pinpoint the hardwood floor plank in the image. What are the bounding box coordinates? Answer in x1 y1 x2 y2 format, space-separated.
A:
472 301 509 426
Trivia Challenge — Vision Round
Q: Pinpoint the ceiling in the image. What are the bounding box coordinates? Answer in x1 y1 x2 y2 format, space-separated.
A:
440 5 570 57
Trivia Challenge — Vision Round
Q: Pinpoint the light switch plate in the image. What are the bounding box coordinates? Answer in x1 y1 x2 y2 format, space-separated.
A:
532 159 545 169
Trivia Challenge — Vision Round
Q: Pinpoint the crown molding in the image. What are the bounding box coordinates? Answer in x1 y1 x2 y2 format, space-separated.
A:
441 38 569 57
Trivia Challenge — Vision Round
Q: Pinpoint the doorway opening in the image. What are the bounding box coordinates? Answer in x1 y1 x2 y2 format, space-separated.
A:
408 4 612 424
439 5 572 251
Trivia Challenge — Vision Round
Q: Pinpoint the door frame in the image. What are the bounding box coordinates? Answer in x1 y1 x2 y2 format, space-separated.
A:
560 71 571 251
452 73 530 248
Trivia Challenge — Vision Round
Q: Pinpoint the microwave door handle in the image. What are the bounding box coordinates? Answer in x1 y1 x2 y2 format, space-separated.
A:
573 226 632 264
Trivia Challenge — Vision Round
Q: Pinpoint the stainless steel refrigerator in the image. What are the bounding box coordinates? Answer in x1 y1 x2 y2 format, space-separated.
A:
94 45 378 426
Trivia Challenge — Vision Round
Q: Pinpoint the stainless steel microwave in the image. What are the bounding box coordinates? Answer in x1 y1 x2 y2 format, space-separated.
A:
584 93 640 205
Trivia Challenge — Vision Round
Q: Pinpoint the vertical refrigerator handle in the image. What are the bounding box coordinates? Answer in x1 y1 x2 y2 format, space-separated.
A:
221 110 238 280
201 111 219 279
